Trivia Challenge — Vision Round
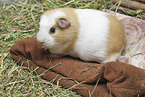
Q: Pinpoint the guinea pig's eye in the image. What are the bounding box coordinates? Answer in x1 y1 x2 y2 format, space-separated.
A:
50 28 56 34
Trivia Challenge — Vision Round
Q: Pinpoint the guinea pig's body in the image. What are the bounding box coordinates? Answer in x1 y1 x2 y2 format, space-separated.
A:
37 8 126 63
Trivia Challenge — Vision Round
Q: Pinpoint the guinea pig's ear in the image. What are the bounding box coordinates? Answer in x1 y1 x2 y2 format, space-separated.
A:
58 18 70 29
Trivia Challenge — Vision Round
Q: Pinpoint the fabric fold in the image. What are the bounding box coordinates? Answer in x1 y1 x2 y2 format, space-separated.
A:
10 38 145 97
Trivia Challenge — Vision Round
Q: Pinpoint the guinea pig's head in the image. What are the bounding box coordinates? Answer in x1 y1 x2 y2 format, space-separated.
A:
37 8 79 54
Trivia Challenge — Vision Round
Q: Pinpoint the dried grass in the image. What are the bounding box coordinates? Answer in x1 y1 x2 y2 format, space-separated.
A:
1 0 144 96
0 0 111 96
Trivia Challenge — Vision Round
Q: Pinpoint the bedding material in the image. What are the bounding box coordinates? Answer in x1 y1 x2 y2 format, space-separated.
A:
10 38 145 97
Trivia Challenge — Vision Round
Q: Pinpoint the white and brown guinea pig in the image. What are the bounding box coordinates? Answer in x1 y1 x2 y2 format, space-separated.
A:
37 8 126 63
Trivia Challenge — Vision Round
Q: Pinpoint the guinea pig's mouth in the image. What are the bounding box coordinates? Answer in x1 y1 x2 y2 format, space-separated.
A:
37 41 48 50
41 46 48 50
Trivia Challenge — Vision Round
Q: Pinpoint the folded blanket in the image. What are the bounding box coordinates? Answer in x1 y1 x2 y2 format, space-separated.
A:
103 10 145 69
10 38 145 97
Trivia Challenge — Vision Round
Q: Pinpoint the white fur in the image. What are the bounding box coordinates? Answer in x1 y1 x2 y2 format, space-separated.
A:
37 10 66 51
69 9 110 63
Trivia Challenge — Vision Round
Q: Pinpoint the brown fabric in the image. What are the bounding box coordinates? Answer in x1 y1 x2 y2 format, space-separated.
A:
10 38 145 97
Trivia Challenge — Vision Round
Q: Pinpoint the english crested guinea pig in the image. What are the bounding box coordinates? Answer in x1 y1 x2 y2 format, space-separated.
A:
37 8 126 63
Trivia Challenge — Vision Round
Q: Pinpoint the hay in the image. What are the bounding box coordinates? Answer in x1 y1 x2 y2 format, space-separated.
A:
0 0 111 96
1 0 144 96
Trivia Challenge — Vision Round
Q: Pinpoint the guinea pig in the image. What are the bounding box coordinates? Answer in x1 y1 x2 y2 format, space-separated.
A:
37 8 126 63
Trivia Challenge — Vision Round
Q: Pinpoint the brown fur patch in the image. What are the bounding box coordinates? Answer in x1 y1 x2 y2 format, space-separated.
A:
46 8 80 54
106 15 126 59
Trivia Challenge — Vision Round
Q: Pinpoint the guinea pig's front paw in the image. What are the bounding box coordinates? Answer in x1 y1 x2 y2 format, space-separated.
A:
118 56 129 64
49 54 63 58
